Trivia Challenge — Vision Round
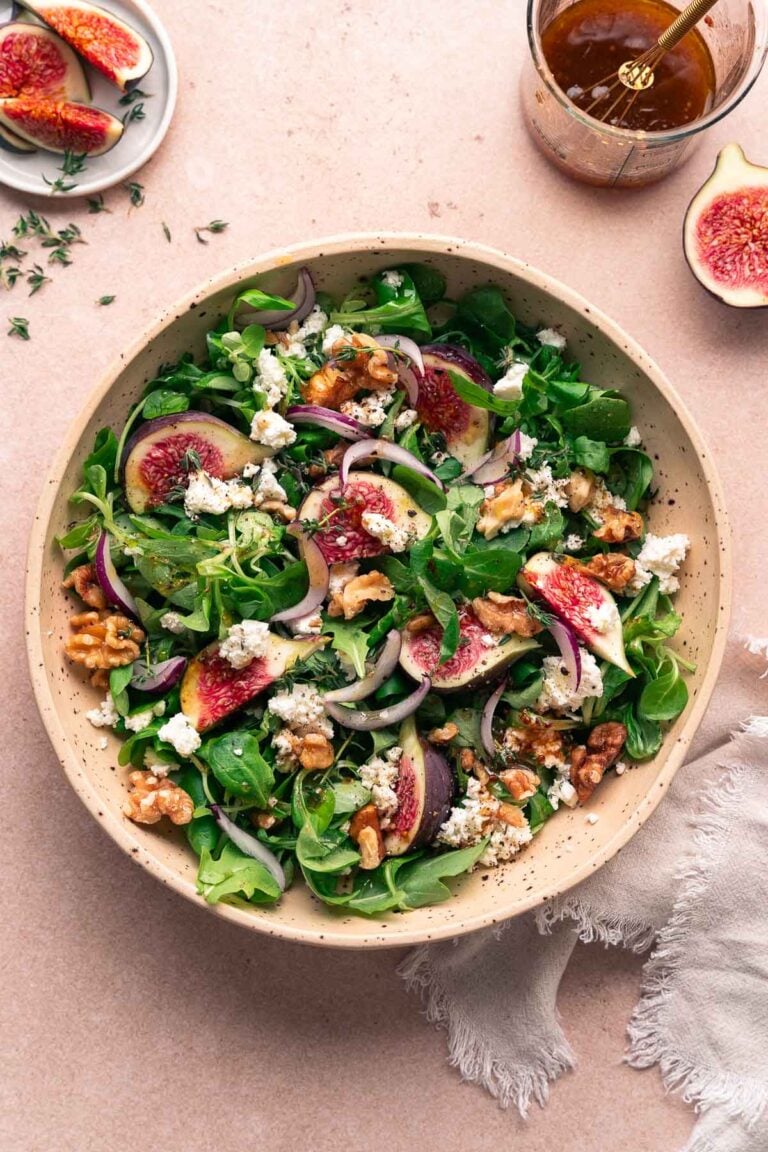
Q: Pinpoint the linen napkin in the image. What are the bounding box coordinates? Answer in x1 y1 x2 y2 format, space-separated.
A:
400 640 768 1152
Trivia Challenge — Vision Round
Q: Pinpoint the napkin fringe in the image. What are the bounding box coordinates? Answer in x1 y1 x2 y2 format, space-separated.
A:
398 945 574 1116
535 900 656 953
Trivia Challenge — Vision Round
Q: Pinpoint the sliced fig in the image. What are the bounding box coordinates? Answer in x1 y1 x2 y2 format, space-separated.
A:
180 634 324 732
399 605 539 693
383 715 455 856
684 143 768 309
0 95 122 154
123 412 270 514
0 121 35 151
298 471 432 563
16 0 153 91
518 552 632 675
418 344 492 467
0 21 89 102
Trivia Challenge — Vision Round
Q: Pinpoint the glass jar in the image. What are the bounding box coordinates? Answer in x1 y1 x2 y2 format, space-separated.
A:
521 0 768 188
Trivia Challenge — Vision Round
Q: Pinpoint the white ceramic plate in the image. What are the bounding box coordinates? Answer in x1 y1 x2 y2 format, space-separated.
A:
0 0 177 197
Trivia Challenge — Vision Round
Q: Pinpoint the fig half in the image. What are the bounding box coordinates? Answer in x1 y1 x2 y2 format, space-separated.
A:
0 95 122 154
180 634 325 732
418 344 492 467
399 605 539 693
123 412 270 514
518 552 632 675
383 715 455 856
684 143 768 309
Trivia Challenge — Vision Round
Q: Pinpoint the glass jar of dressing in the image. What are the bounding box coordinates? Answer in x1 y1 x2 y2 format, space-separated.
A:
521 0 767 188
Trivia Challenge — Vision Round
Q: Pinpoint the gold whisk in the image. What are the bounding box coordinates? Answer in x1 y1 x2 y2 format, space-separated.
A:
585 0 720 124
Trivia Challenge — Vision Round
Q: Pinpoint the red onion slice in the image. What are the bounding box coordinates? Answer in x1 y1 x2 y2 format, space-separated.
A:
548 619 582 690
271 522 329 623
211 805 286 891
325 677 431 730
340 439 443 490
95 531 138 618
325 630 402 703
376 335 423 403
236 268 316 330
375 334 425 376
131 656 187 693
462 430 524 484
480 677 507 759
285 405 368 441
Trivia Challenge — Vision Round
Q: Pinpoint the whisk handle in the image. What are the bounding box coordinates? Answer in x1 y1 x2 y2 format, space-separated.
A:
657 0 720 50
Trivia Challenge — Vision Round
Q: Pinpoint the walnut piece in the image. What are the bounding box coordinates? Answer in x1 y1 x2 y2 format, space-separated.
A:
428 722 459 744
471 592 544 638
328 570 395 620
302 333 397 409
405 612 437 634
497 802 527 829
504 718 567 770
460 747 490 787
565 470 596 513
570 721 628 804
593 507 643 544
477 479 528 540
65 610 145 672
277 730 335 771
62 563 107 610
498 767 540 801
123 771 194 826
567 552 636 592
260 499 297 522
349 803 385 870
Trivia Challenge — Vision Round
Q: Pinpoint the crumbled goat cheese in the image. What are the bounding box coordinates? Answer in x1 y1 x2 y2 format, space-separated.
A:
381 269 404 290
589 477 627 517
564 534 584 552
547 777 579 810
437 777 532 867
296 307 329 341
322 324 347 354
279 337 307 360
481 633 496 648
268 684 333 738
493 361 528 400
340 387 395 429
361 511 413 552
86 693 119 729
630 532 690 594
157 712 202 758
289 611 323 636
160 611 186 634
124 700 166 733
537 649 603 713
273 729 299 770
242 461 260 479
481 821 534 867
537 327 567 351
253 457 288 504
329 561 359 596
98 736 109 751
526 464 570 508
336 535 348 546
250 409 296 450
184 471 254 517
254 348 288 408
517 432 538 462
359 746 402 829
144 746 178 776
586 813 600 825
624 426 642 447
585 600 618 634
394 407 419 432
219 620 271 669
615 761 627 776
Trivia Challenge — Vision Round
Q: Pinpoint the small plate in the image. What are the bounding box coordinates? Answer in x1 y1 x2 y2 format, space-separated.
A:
0 0 177 198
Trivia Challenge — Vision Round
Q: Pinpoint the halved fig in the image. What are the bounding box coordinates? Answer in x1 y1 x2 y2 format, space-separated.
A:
418 344 492 467
0 21 89 102
123 411 270 514
0 95 122 154
16 0 153 91
180 634 324 732
399 605 539 693
298 471 432 563
684 143 768 309
383 715 455 856
518 552 632 675
0 121 35 150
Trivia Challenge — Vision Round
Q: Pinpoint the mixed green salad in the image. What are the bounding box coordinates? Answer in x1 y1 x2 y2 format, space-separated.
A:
60 263 692 917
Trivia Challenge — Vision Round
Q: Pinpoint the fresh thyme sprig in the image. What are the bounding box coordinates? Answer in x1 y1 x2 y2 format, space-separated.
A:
27 265 50 295
122 103 146 125
43 150 88 194
8 316 30 340
118 88 150 106
194 220 229 244
88 194 110 214
125 182 145 207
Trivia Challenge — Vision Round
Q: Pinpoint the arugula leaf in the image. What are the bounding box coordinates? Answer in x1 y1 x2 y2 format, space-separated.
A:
203 730 274 805
608 449 654 510
296 821 360 874
393 842 488 908
196 842 281 905
322 616 369 678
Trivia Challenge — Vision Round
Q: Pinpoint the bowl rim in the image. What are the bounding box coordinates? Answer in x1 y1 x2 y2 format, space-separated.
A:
25 231 732 949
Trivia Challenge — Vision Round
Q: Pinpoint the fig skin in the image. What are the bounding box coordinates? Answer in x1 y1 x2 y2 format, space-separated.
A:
383 715 455 856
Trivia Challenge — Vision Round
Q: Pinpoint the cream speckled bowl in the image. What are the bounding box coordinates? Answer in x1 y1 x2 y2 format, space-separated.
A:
25 234 731 948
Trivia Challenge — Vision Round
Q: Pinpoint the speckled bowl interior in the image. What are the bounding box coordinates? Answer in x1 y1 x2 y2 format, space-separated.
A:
26 234 731 948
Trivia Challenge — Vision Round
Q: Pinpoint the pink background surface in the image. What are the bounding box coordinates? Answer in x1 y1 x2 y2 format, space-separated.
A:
3 3 768 1150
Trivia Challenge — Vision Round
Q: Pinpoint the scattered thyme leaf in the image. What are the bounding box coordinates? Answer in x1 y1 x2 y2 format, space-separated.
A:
118 88 150 106
97 295 116 306
87 195 110 214
8 316 30 340
48 247 72 267
194 220 229 244
27 264 50 295
43 150 87 194
162 221 172 243
122 102 145 125
1 266 22 290
125 181 145 207
0 241 26 261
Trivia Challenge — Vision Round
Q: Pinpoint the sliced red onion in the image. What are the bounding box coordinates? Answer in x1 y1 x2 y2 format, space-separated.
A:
211 805 286 891
95 531 138 618
325 630 402 704
325 677 431 730
548 618 582 690
461 430 524 485
480 677 507 759
131 656 187 693
236 267 315 330
340 439 443 490
271 522 329 623
285 405 368 441
375 334 425 375
376 335 423 403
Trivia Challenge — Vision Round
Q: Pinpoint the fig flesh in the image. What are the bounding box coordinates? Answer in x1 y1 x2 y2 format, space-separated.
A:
123 411 270 514
0 20 89 113
180 634 324 732
418 344 492 467
16 0 153 91
399 605 539 693
684 143 768 309
518 552 632 675
0 95 122 154
383 715 455 856
298 471 432 563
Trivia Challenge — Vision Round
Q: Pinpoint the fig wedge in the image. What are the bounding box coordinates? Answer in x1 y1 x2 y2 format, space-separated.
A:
180 634 324 732
418 344 492 467
399 605 539 693
383 715 455 856
518 551 633 675
0 95 122 154
0 121 35 151
0 21 89 102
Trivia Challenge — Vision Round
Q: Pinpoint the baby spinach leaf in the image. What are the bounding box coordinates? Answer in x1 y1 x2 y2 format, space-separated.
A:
608 449 654 510
203 731 274 805
400 263 447 306
394 842 488 908
573 435 611 474
455 285 519 351
457 548 522 597
391 463 447 513
196 842 281 905
174 767 219 856
527 790 555 832
561 394 632 441
142 389 190 420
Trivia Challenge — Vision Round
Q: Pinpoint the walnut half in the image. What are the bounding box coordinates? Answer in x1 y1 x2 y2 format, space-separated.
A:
349 804 385 870
328 570 394 620
570 722 628 804
65 611 145 672
123 771 194 826
471 592 543 638
62 563 107 609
